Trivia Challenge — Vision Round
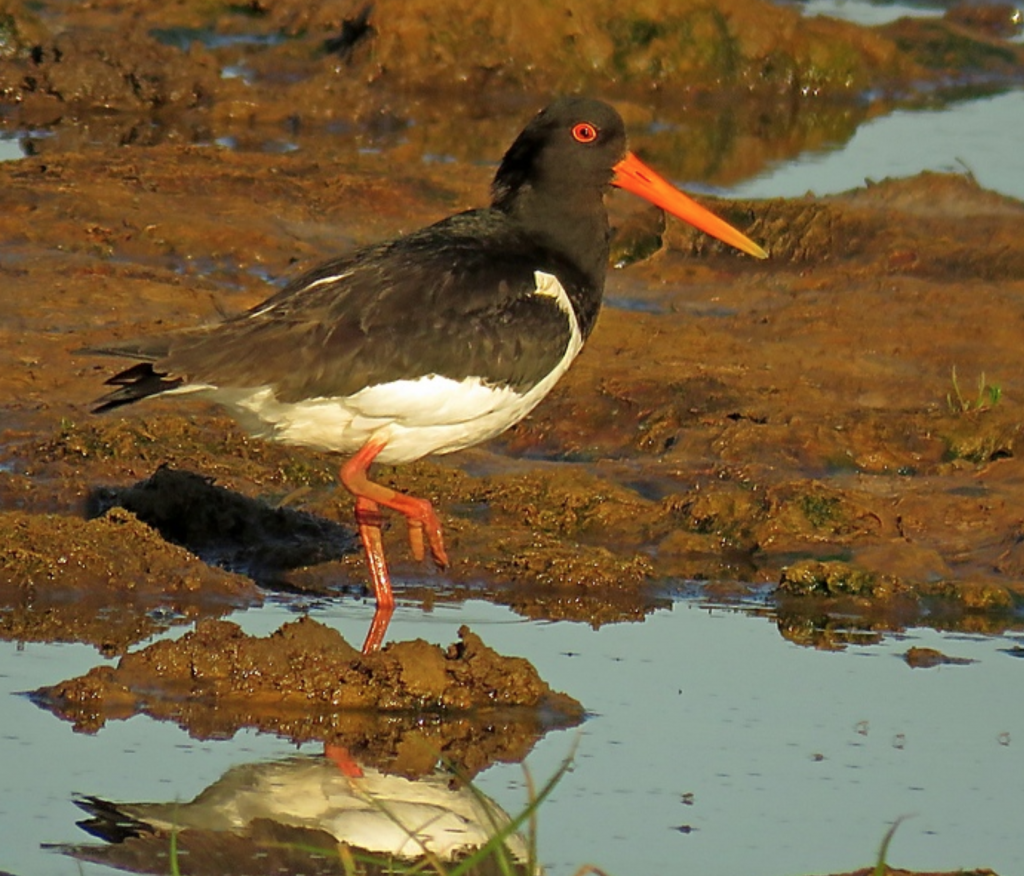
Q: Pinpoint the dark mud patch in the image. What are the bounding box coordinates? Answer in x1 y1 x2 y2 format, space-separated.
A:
0 505 259 653
89 465 356 583
33 617 584 775
903 645 977 667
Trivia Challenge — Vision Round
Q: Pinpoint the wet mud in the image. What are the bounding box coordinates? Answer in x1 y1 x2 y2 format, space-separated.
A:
0 504 261 653
34 617 583 776
1 9 1023 637
0 7 1023 872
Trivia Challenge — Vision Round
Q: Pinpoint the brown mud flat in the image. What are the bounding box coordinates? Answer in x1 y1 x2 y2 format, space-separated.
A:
3 136 1024 646
33 616 583 776
1 0 1023 186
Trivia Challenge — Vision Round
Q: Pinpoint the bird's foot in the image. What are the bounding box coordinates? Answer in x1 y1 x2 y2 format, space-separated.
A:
387 492 449 570
341 440 449 572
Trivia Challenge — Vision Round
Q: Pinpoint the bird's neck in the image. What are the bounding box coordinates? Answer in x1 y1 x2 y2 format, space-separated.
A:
500 186 611 293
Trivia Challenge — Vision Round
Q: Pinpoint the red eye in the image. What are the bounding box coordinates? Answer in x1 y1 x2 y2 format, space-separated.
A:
572 122 598 144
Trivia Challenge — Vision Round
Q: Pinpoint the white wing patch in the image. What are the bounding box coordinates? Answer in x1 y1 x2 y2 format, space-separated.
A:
245 271 355 319
199 270 583 464
299 272 354 293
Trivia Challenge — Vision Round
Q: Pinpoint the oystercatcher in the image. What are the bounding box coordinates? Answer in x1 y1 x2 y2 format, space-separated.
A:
72 754 529 862
87 97 767 638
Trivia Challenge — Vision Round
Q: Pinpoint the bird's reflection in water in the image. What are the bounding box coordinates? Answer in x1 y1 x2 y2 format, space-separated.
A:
59 750 535 875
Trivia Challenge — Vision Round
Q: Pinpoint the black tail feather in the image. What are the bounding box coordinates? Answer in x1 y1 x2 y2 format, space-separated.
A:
92 362 183 413
72 795 156 843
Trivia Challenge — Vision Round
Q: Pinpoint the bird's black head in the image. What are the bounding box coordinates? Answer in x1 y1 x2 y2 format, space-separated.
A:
490 97 627 211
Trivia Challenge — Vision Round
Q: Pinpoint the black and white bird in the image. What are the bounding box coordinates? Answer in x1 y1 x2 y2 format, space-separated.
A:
87 97 767 635
72 755 531 864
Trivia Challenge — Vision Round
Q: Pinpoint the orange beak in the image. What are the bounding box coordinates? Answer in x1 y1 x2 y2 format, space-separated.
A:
612 152 768 260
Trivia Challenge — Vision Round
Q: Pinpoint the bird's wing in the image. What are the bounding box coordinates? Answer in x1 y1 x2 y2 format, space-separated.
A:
151 211 589 403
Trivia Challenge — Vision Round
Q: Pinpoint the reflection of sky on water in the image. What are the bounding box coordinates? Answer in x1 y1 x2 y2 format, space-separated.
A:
722 90 1024 201
797 0 937 26
3 599 1021 876
0 136 25 162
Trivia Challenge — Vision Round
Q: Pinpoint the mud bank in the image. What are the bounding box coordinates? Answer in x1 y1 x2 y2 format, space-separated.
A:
0 504 261 652
1 0 1022 186
2 137 1024 639
34 617 583 774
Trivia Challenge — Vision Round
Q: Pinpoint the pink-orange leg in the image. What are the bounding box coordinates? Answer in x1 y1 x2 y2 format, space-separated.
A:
340 439 449 571
351 495 394 654
360 603 395 654
339 439 449 651
352 494 393 608
324 743 364 778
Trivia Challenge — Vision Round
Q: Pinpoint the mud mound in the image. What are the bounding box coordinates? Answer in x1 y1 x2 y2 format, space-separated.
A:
0 506 260 652
90 465 356 580
34 617 585 769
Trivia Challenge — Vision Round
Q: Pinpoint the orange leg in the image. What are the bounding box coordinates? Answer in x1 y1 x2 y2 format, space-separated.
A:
324 743 364 778
360 603 395 654
339 439 449 575
339 439 448 654
352 494 394 608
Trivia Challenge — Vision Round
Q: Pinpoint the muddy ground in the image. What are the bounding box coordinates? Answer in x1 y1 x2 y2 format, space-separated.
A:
34 617 584 778
5 124 1024 642
1 1 1023 872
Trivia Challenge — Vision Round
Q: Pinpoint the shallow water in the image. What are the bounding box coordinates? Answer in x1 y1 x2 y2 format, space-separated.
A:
729 0 1024 201
722 89 1024 201
3 597 1022 876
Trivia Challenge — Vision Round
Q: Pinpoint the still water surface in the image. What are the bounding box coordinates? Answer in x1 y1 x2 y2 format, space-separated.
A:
2 598 1022 876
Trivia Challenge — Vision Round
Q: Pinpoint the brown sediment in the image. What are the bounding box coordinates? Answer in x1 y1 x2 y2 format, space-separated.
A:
0 0 1021 185
903 645 976 668
0 0 1023 698
4 145 1024 637
0 505 260 653
33 616 584 775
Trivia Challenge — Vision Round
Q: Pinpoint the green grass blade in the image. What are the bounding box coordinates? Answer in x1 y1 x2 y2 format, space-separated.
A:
447 743 578 876
873 815 909 876
169 825 180 876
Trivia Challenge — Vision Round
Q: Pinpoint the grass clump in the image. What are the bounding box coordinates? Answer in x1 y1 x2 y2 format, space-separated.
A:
947 366 1001 414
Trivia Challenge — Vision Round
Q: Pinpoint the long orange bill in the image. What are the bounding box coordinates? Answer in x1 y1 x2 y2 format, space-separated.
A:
612 151 769 260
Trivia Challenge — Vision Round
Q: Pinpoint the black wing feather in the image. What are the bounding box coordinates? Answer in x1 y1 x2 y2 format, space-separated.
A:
87 208 597 408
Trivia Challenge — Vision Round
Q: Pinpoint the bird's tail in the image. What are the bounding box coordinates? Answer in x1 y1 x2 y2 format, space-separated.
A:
72 794 156 843
90 361 183 413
